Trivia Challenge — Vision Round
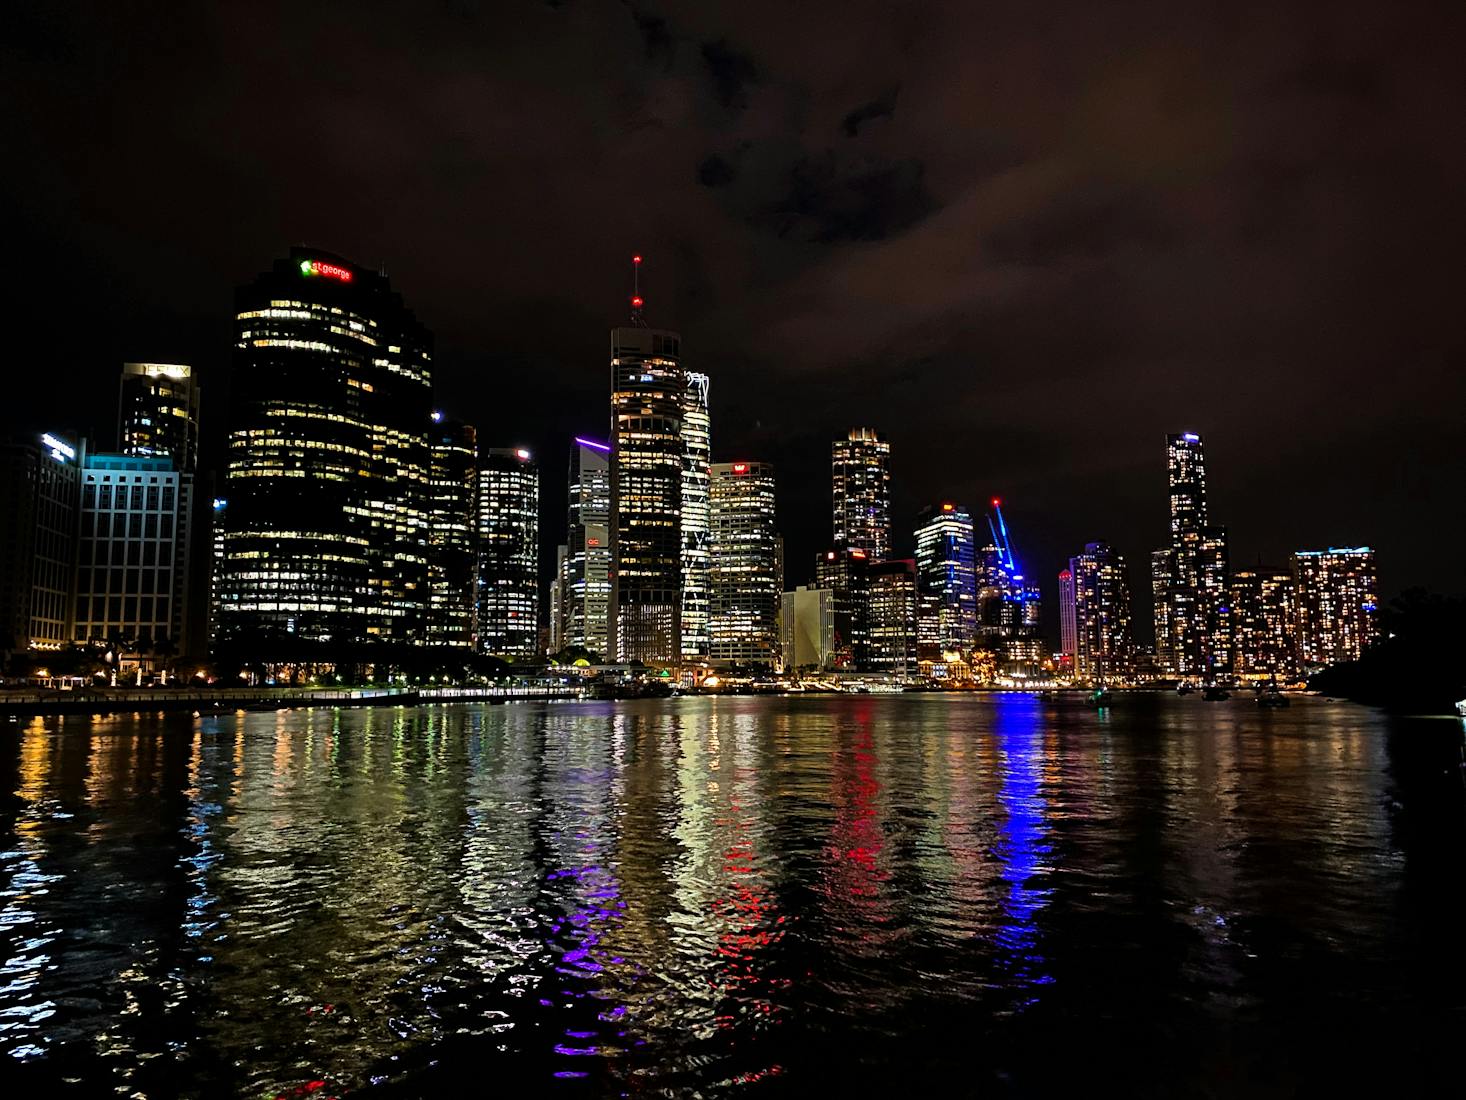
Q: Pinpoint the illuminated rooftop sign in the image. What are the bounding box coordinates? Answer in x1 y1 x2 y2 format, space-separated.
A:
515 448 531 461
731 463 749 474
299 259 352 282
1182 433 1200 442
41 433 75 463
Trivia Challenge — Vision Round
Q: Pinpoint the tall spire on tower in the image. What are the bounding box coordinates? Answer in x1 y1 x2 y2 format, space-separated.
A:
630 253 646 326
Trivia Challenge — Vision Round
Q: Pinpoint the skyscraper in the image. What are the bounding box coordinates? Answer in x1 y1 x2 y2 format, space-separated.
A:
1292 548 1378 669
680 370 712 661
914 503 977 655
562 437 612 659
1230 569 1297 681
831 427 892 559
0 432 82 658
815 548 870 669
118 363 200 472
609 324 684 664
1058 567 1077 664
1150 549 1174 672
477 448 540 660
709 461 779 667
866 558 917 677
426 417 477 649
218 249 433 647
72 451 195 672
1157 432 1231 681
1071 541 1133 683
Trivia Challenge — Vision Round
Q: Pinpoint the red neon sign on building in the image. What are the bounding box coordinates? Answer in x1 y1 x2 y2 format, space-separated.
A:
299 259 353 283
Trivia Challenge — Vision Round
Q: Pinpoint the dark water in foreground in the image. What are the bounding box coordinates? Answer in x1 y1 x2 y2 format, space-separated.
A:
2 695 1464 1097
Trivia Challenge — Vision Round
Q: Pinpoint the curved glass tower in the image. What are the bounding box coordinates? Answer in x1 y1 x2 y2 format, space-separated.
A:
218 249 432 647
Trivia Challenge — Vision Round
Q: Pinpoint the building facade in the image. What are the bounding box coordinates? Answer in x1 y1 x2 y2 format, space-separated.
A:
866 558 917 677
71 453 193 669
1155 432 1231 681
1071 541 1133 683
561 437 612 659
118 362 200 473
914 503 976 655
609 326 684 664
780 586 835 672
217 249 433 647
1058 567 1077 664
1292 548 1378 669
831 427 892 559
709 462 779 667
680 370 712 662
815 548 870 669
426 417 477 649
1230 569 1297 681
477 448 540 660
0 433 82 657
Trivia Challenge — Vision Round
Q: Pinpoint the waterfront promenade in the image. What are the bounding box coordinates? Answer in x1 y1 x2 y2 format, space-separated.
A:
0 683 584 717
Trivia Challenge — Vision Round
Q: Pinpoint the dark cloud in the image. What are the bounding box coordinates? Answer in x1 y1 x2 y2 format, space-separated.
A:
0 0 1463 627
699 38 757 109
841 87 900 137
769 154 934 242
697 153 738 187
629 7 674 68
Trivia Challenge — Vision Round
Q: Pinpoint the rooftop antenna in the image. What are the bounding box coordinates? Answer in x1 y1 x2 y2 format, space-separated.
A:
630 253 647 326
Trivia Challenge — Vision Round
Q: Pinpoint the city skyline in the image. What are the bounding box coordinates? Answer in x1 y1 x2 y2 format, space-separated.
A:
2 246 1393 673
3 3 1460 620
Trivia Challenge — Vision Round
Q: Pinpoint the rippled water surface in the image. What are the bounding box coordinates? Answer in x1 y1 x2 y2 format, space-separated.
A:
2 695 1464 1097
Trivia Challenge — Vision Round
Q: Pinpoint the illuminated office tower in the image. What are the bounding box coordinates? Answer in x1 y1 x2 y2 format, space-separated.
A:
1157 432 1230 680
562 437 612 659
218 249 433 646
0 432 83 657
72 452 194 672
426 416 478 648
866 558 917 677
831 427 892 559
1230 569 1297 681
1058 567 1077 665
708 462 779 667
609 320 685 664
680 370 712 661
1070 541 1134 682
1292 548 1378 669
548 547 566 654
1150 549 1174 672
1196 525 1232 677
914 503 977 654
118 363 200 472
815 548 869 669
477 448 540 660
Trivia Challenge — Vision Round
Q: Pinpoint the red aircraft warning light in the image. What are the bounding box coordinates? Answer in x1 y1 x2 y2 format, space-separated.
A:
631 296 644 309
991 497 1002 509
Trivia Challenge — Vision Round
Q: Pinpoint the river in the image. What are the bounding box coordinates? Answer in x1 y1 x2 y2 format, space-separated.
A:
2 695 1463 1096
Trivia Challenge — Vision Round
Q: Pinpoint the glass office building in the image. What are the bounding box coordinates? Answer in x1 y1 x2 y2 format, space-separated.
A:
218 249 433 646
477 448 540 660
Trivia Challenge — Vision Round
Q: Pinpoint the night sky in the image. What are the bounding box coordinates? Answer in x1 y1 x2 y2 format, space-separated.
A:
4 0 1463 632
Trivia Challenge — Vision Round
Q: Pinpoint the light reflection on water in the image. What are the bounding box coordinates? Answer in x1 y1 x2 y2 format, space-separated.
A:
0 696 1463 1096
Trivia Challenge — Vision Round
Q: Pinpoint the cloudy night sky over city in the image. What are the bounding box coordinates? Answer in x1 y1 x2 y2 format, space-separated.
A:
3 0 1462 610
